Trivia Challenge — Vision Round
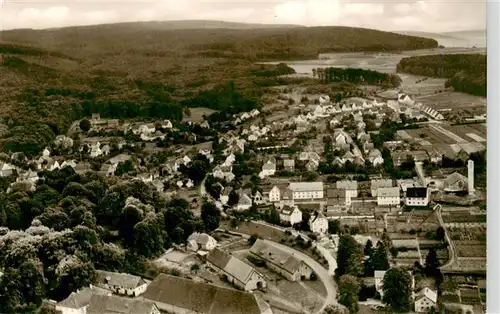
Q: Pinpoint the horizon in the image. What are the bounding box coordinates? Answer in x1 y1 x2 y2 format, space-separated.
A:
0 0 486 33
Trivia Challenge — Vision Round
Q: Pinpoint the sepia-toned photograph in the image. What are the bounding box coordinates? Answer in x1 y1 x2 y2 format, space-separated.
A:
0 0 488 314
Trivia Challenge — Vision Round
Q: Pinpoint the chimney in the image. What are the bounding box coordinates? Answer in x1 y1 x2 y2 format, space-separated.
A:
468 159 475 195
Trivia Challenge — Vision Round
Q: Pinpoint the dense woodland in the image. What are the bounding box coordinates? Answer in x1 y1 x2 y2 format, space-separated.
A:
396 54 486 96
313 67 402 88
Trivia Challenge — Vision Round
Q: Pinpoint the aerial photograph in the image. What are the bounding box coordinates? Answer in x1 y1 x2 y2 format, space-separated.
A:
0 0 487 313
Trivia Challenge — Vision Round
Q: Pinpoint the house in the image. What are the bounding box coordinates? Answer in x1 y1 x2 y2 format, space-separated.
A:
95 270 148 297
279 205 302 226
253 190 264 204
336 180 358 198
377 187 400 206
74 163 92 175
414 287 437 313
206 249 266 291
200 120 210 129
288 182 324 200
370 179 393 197
268 185 281 202
90 143 103 158
220 186 233 205
374 270 386 298
308 212 328 234
42 147 51 158
305 159 319 171
443 172 468 192
17 170 39 184
343 151 355 163
91 113 101 121
370 155 384 167
308 152 321 163
334 131 347 145
0 162 16 177
61 160 77 169
98 163 117 177
332 157 344 167
329 118 339 128
185 179 194 188
405 187 430 207
87 294 159 314
56 285 112 314
260 158 276 178
162 120 173 129
236 190 253 211
250 109 260 117
187 232 217 251
326 189 347 210
249 239 313 282
142 274 273 314
283 159 295 172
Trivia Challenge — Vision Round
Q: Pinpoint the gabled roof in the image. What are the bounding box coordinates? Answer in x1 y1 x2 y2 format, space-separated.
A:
87 294 156 314
95 270 145 290
309 211 325 223
207 249 259 285
289 182 323 192
374 270 386 279
377 187 400 198
143 274 270 314
406 187 428 198
57 285 111 309
280 205 299 216
250 239 302 275
336 180 358 190
444 172 468 187
416 287 437 303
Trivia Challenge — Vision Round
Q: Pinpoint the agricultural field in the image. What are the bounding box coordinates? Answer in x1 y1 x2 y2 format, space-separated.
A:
455 242 486 258
448 225 486 242
442 212 487 224
181 107 216 123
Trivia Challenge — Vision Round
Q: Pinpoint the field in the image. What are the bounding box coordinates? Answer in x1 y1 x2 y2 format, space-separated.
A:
182 107 216 123
417 91 486 111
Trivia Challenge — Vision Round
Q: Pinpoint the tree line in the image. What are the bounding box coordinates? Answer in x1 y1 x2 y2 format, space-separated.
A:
396 54 486 97
313 67 402 88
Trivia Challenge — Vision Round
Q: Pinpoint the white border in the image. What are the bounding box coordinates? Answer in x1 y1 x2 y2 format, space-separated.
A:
487 1 499 313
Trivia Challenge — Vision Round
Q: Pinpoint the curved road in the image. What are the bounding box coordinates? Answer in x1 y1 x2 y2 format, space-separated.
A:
262 239 338 314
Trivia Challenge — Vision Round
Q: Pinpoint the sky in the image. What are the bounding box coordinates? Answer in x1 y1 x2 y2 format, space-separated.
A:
0 0 486 33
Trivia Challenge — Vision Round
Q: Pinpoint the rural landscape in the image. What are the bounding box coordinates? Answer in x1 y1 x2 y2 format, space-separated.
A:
0 7 487 314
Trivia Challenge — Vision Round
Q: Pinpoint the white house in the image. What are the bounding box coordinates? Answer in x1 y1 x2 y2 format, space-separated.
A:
236 190 253 211
206 248 266 291
42 147 51 158
187 232 218 251
95 271 148 297
269 185 281 202
162 120 173 129
250 109 260 117
0 162 16 177
377 187 400 206
279 206 302 226
308 212 328 234
259 158 276 178
414 287 437 313
288 182 324 200
56 285 112 314
90 143 102 158
405 187 430 207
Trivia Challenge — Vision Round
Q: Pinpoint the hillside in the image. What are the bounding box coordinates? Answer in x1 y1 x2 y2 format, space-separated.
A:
395 30 486 48
0 23 438 155
396 54 486 96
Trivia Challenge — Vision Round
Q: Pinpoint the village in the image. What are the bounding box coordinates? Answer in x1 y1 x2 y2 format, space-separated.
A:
0 83 487 314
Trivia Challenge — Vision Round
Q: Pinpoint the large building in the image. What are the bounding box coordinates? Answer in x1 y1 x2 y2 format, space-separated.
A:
405 187 430 207
288 182 324 200
249 239 313 282
370 179 393 197
142 274 273 314
279 205 303 226
95 271 148 297
206 248 266 291
87 294 159 314
376 187 400 206
56 285 112 314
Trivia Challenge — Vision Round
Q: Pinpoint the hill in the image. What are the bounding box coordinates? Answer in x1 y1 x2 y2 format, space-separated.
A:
0 23 438 155
395 30 486 48
396 54 486 96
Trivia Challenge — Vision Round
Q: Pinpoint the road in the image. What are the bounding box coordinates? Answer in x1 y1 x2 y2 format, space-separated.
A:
263 239 338 314
314 242 337 277
436 208 457 269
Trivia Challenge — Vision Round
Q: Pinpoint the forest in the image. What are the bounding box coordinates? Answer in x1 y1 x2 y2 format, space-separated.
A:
313 67 402 88
396 54 486 96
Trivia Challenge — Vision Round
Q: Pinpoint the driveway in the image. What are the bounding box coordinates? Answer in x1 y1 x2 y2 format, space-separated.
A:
263 239 338 314
315 243 338 277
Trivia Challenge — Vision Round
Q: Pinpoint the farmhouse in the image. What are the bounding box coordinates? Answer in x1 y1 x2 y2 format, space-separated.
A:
376 187 400 206
443 172 468 193
95 270 148 297
250 239 313 282
288 182 324 200
206 248 266 291
56 285 112 314
405 187 430 207
142 274 273 314
414 287 437 313
87 294 159 314
279 205 302 226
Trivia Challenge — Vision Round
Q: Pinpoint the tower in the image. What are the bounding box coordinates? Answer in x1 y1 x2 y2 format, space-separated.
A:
468 159 475 195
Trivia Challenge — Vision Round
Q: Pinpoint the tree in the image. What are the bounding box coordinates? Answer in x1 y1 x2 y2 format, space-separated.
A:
132 217 164 258
79 119 91 132
266 206 281 225
382 267 412 312
336 234 364 277
338 274 360 313
201 201 220 232
424 248 440 277
436 227 445 242
372 242 390 271
329 219 341 234
364 239 373 256
227 190 239 207
380 232 392 251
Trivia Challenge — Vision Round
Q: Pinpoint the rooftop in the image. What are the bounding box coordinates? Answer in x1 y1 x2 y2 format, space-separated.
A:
95 270 145 290
249 239 302 275
87 294 156 314
288 182 324 192
377 187 400 198
207 248 259 285
406 187 428 198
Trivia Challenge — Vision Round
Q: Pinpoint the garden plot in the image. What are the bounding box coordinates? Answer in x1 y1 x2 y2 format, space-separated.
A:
446 124 487 142
455 244 486 258
446 257 487 273
416 91 486 111
459 288 482 305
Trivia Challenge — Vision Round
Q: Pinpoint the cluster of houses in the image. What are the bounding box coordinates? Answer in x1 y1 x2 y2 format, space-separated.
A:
232 109 261 126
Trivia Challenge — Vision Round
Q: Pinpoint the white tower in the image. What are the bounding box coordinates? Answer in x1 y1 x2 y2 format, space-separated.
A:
468 159 475 195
